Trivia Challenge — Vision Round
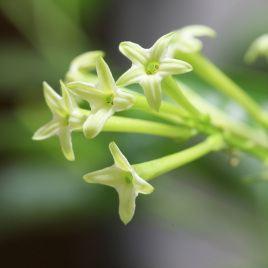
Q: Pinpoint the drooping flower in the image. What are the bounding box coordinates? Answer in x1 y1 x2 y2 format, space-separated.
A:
33 81 84 161
245 34 268 63
169 25 216 54
67 57 135 139
66 50 105 82
83 142 154 224
117 33 193 111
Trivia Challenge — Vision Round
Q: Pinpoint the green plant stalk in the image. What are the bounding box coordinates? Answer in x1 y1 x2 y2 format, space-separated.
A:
178 81 268 147
160 79 268 160
134 134 225 180
223 132 268 161
129 92 188 124
104 116 195 139
175 51 268 127
162 76 201 117
76 109 195 139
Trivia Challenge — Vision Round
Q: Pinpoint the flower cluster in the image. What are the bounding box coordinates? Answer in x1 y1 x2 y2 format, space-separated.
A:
33 25 268 224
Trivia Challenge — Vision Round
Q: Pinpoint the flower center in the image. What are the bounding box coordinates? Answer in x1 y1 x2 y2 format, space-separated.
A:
125 173 133 184
145 61 160 75
106 94 114 105
62 114 70 126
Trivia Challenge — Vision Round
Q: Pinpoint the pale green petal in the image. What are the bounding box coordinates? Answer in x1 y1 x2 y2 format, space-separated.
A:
109 142 132 171
159 58 193 76
244 46 259 64
83 108 114 138
119 41 148 65
180 25 216 37
83 165 124 188
171 25 216 54
69 111 87 131
117 183 137 224
60 80 77 111
140 76 162 111
133 173 154 194
69 50 105 72
96 57 116 92
150 32 175 61
66 70 98 83
67 81 107 108
245 34 268 63
32 120 60 140
43 82 65 116
116 66 145 87
113 90 135 112
178 38 202 53
58 126 74 161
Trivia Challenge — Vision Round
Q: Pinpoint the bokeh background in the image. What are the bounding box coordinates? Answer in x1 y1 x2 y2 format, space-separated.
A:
1 0 268 267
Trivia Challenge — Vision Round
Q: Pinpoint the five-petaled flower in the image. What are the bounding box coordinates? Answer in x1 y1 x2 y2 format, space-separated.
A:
67 57 135 139
168 25 216 55
245 34 268 63
117 33 193 111
33 81 84 161
83 142 154 224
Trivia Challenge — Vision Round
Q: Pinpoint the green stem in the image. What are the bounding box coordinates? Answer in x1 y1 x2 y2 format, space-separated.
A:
76 109 195 139
162 76 201 117
178 81 268 148
104 116 195 139
134 134 225 180
175 51 268 127
131 92 187 124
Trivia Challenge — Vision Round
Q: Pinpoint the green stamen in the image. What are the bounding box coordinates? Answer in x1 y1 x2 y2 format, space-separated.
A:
125 172 133 184
146 61 160 75
106 94 114 105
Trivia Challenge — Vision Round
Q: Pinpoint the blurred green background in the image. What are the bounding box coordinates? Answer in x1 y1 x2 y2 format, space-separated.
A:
1 0 268 267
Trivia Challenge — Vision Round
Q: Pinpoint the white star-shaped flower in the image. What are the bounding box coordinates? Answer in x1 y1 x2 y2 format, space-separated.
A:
117 33 193 111
84 142 154 224
33 81 83 161
169 25 216 54
67 57 135 139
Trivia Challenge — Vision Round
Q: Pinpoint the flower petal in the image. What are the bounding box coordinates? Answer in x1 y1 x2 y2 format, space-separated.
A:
96 57 116 92
69 50 105 73
178 38 202 53
43 82 65 116
58 126 74 161
133 173 154 195
117 183 137 224
83 165 124 188
32 120 60 140
171 25 216 54
150 32 175 61
67 81 107 109
245 34 268 63
69 110 87 131
113 90 135 112
181 25 216 37
109 142 132 171
60 80 77 111
83 107 114 138
119 41 149 65
159 58 193 76
116 66 145 87
140 76 162 111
